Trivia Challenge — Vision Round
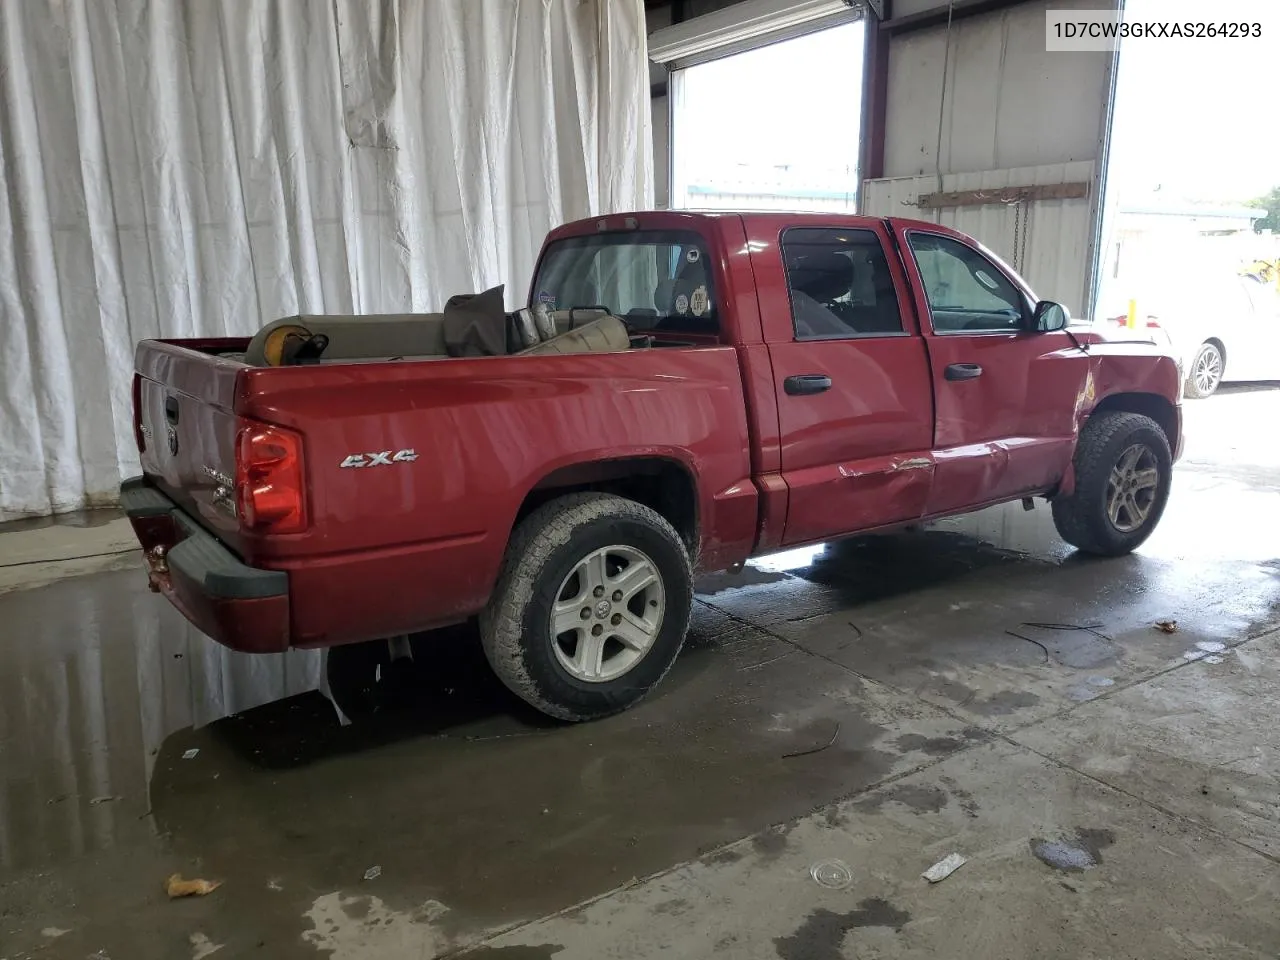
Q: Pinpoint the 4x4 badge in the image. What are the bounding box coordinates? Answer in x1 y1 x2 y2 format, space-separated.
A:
340 449 418 469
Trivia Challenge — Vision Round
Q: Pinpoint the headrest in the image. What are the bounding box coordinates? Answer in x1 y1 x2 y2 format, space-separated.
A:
790 251 854 302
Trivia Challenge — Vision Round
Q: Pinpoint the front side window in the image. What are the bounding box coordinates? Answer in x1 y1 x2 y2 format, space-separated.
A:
781 228 904 340
531 230 717 332
908 233 1026 334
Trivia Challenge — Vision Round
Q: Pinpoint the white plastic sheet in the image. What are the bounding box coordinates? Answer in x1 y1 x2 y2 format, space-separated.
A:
0 0 653 519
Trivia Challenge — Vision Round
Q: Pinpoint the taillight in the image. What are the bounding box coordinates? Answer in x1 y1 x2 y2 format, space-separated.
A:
132 374 146 452
235 421 307 533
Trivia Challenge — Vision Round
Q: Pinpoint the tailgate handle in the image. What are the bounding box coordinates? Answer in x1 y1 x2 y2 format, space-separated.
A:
165 396 180 425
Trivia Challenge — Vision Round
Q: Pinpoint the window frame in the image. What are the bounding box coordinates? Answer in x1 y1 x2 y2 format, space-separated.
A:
904 229 1036 337
780 226 911 343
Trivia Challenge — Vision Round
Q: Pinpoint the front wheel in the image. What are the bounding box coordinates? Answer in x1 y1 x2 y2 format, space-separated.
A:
1051 411 1172 557
480 493 693 722
1184 341 1224 399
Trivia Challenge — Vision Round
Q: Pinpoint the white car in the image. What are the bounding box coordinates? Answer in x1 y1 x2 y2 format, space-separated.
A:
1092 274 1280 398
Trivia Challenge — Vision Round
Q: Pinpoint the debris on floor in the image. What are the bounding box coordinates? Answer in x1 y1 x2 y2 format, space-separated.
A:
782 720 841 759
165 875 222 898
89 795 121 805
189 932 223 959
181 748 200 760
363 865 382 881
922 852 968 883
809 858 853 890
1154 620 1179 634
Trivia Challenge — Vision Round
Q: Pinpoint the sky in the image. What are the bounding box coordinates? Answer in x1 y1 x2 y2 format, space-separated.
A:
1108 0 1280 204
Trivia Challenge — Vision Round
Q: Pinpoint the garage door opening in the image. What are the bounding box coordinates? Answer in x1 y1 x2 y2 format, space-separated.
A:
1095 0 1280 398
668 19 865 212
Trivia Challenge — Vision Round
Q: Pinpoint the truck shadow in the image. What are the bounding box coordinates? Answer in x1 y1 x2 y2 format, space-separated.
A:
206 622 559 771
202 615 723 772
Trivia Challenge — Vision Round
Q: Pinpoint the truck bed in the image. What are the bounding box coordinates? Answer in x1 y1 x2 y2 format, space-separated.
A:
132 339 759 646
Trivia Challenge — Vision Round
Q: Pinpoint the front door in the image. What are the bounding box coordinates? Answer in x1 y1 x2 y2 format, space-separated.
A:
759 223 937 547
892 226 1090 517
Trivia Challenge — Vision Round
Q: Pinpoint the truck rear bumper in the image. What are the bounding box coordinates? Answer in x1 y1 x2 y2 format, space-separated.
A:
120 477 291 653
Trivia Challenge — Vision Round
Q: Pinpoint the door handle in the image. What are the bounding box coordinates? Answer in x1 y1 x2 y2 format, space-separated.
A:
164 396 180 424
784 374 833 396
944 363 983 382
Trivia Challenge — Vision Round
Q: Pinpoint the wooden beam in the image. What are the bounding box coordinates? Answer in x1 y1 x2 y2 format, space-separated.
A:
916 182 1090 209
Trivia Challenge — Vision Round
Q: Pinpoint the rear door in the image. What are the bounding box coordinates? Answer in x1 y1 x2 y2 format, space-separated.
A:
753 221 936 547
892 225 1089 516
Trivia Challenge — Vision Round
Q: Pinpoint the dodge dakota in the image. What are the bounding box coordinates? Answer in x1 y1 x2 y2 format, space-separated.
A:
121 211 1183 721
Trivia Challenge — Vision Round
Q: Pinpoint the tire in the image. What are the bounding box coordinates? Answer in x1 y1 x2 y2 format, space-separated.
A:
1183 341 1224 399
480 493 693 722
1051 411 1172 557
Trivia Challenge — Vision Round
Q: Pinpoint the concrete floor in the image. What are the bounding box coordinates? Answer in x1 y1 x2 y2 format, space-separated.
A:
1 386 1278 960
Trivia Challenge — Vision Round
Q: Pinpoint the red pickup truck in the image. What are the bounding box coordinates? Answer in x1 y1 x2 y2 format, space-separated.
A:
122 211 1182 721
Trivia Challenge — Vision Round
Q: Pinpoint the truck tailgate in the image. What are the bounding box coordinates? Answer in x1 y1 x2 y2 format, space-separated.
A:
134 340 247 553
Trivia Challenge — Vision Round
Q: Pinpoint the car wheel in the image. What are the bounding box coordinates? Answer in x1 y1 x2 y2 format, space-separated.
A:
480 493 693 722
1051 411 1172 557
1184 341 1224 399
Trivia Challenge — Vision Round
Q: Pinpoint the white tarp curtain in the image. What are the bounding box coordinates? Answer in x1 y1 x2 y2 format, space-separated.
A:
0 0 653 520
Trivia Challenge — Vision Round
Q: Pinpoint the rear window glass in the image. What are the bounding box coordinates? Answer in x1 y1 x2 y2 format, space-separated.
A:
532 230 717 333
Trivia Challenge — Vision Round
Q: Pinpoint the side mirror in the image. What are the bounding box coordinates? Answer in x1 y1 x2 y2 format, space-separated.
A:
1031 300 1070 332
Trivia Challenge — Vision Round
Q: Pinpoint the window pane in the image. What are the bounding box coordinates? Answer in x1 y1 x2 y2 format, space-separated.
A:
532 230 717 332
909 234 1025 334
782 228 903 340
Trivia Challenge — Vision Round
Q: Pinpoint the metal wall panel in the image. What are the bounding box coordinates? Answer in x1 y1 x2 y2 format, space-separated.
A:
870 0 1116 317
882 0 1112 179
863 161 1097 315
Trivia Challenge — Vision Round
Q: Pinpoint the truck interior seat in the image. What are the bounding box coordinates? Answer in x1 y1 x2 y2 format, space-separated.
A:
517 315 632 356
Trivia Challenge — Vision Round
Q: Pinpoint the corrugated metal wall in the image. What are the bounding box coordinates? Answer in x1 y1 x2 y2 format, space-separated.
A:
863 161 1097 315
881 0 1111 179
867 0 1116 316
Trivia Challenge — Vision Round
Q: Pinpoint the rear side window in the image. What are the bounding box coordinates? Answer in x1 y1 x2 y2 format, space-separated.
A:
908 233 1026 334
532 230 717 333
781 228 904 340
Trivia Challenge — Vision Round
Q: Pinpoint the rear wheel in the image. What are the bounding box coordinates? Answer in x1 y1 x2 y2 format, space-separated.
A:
1051 411 1172 557
1184 341 1224 398
480 493 693 721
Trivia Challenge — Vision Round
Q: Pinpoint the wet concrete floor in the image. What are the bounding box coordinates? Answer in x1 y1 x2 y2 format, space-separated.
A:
1 386 1278 958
